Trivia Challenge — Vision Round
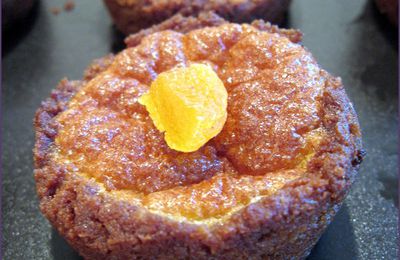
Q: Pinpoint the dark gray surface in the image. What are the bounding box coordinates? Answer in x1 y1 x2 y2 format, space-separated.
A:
2 0 398 259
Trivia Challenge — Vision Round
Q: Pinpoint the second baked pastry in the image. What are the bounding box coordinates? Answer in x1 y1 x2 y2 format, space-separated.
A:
375 0 398 25
104 0 291 34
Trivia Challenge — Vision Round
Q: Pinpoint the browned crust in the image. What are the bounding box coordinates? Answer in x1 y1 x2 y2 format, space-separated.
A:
34 15 364 260
103 0 291 34
375 0 398 25
124 12 303 48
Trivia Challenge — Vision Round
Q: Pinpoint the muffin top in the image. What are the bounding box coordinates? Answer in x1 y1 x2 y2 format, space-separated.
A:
49 23 345 223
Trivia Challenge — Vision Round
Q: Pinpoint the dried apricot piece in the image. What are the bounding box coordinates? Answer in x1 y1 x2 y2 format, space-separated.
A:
139 63 227 152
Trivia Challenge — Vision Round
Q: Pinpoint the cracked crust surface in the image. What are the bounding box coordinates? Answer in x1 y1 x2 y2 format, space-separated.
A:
103 0 291 34
34 14 364 260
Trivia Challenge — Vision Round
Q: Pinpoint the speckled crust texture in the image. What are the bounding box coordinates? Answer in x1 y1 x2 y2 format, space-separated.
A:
124 12 303 48
103 0 291 34
34 15 364 260
375 0 398 25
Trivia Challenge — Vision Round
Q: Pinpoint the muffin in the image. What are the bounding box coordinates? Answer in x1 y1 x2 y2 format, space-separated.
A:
103 0 291 34
34 13 364 259
375 0 398 25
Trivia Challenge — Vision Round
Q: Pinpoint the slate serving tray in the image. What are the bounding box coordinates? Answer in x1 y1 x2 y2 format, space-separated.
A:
2 0 398 259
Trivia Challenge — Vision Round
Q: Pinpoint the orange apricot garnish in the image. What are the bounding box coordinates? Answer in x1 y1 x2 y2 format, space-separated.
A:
139 63 227 152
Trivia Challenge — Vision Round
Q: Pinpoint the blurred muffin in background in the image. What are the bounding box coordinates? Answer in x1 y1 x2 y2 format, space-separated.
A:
375 0 398 25
103 0 291 34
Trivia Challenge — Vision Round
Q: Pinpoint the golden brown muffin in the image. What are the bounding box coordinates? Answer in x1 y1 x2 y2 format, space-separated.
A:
103 0 291 34
34 13 364 260
375 0 398 25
